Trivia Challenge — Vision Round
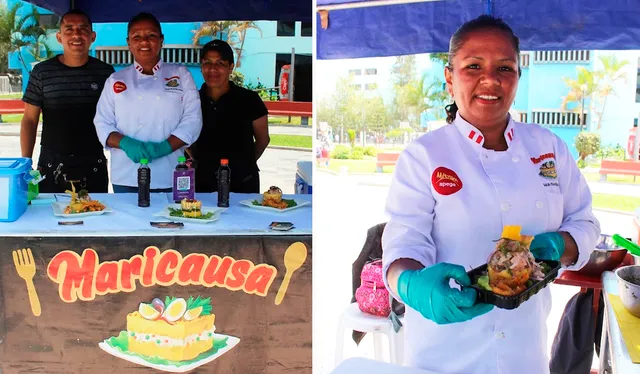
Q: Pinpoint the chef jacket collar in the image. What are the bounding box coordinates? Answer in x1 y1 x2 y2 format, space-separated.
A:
133 59 163 76
453 114 516 150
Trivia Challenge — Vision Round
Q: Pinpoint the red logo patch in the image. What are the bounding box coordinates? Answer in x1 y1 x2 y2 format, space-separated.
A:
113 81 127 93
530 152 555 164
431 167 463 195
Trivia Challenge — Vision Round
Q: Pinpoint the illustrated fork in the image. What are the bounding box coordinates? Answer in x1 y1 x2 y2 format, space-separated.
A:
12 248 41 316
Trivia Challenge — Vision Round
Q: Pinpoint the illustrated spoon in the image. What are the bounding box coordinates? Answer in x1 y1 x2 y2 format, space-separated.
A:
612 234 640 257
275 242 308 305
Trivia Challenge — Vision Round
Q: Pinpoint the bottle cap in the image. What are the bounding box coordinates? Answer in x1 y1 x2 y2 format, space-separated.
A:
140 159 149 164
178 156 186 162
221 159 229 165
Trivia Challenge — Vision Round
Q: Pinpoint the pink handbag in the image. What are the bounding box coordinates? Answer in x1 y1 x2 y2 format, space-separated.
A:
355 259 391 317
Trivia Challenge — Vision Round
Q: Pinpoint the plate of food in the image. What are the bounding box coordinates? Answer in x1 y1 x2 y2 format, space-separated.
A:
463 225 561 310
51 182 111 218
239 186 310 213
154 199 224 224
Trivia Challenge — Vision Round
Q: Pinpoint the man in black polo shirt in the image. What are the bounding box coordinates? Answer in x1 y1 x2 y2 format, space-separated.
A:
189 40 270 193
21 9 114 193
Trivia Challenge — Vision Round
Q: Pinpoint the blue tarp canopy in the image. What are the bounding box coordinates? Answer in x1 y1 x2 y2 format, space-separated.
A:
316 0 640 59
22 0 311 23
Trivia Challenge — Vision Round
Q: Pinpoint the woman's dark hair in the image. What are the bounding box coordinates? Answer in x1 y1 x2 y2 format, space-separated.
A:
445 15 521 123
127 12 162 35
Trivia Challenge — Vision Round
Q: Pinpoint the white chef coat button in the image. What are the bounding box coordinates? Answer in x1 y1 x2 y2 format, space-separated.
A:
138 96 143 100
512 155 520 162
536 201 544 209
501 202 509 211
156 96 160 100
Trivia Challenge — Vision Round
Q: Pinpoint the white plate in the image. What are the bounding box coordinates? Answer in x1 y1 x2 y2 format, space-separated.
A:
98 333 240 373
51 201 112 218
153 205 225 224
239 199 311 213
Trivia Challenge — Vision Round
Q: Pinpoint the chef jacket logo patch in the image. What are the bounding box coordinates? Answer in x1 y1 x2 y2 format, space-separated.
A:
539 160 557 179
164 76 182 92
113 81 127 93
531 152 555 164
431 167 463 195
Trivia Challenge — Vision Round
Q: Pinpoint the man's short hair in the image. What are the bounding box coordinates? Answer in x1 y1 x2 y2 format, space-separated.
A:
60 9 92 30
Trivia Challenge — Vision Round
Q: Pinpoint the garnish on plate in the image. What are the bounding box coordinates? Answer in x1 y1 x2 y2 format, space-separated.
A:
168 207 214 219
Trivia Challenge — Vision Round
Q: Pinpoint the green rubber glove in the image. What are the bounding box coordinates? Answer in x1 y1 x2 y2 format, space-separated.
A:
144 140 174 160
119 136 152 163
530 232 565 261
397 263 494 324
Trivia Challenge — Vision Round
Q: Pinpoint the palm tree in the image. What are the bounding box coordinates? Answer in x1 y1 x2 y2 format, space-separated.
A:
562 55 630 131
191 21 236 43
561 67 597 131
191 21 261 68
5 5 55 72
593 55 629 130
0 2 22 73
228 21 261 68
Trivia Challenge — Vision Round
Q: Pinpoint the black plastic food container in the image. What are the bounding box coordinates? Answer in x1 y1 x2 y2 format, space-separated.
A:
466 260 562 310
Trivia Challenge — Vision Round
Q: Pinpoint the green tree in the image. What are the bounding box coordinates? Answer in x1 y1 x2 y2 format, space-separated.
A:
593 54 629 130
562 56 630 132
347 129 356 146
362 95 389 134
191 21 262 68
561 67 598 131
7 5 55 72
230 70 244 86
317 75 370 145
430 52 449 66
575 131 601 162
391 55 416 87
0 3 21 74
391 56 413 123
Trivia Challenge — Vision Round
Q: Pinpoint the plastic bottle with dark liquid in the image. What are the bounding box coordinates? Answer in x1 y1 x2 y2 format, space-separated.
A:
138 159 150 207
217 159 230 208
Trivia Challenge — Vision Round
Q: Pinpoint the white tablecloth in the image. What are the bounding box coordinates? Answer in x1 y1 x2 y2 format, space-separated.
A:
331 358 441 374
601 271 640 373
0 192 311 237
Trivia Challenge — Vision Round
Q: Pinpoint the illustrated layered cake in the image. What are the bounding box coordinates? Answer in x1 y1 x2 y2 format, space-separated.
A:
127 296 216 361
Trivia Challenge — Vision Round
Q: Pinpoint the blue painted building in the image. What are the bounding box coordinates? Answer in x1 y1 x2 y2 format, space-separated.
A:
6 0 312 100
317 49 640 159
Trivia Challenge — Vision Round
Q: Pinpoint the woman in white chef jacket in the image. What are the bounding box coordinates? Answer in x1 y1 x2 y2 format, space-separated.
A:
382 16 600 374
94 12 202 192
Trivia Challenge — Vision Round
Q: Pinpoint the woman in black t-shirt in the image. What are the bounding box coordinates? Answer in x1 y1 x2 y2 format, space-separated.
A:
189 40 270 193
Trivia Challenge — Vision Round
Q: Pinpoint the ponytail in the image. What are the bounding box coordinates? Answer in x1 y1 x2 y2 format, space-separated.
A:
445 102 458 124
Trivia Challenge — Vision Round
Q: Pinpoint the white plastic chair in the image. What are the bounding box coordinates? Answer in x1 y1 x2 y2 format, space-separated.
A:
335 303 404 366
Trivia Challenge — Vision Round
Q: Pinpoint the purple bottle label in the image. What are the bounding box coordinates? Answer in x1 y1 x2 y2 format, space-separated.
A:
173 169 195 201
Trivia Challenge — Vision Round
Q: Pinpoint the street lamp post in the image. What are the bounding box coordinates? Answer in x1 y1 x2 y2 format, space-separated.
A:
580 84 587 131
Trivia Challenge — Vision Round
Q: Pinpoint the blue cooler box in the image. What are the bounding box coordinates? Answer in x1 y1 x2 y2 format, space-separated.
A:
295 161 312 194
0 158 32 222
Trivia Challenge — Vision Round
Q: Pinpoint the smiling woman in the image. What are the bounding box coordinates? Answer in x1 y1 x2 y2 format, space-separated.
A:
93 11 203 192
380 15 600 374
126 13 164 74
